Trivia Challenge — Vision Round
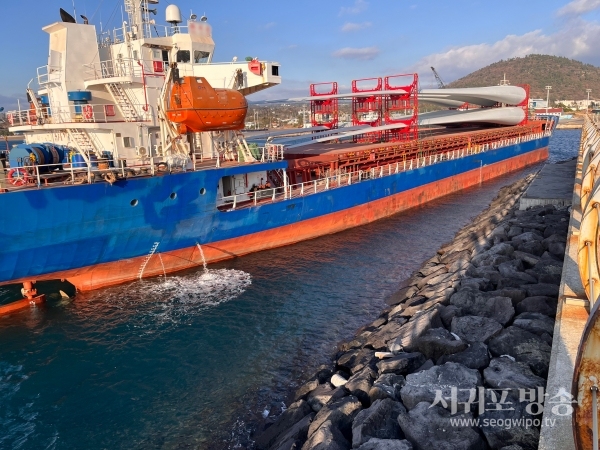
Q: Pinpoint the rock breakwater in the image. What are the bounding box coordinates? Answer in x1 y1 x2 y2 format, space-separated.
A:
254 174 569 450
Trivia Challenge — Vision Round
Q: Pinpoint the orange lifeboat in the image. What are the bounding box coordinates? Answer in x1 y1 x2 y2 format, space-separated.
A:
166 76 248 134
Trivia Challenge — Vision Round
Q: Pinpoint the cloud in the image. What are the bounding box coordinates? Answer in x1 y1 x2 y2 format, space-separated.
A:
262 22 276 30
339 0 368 15
332 46 380 60
341 22 372 32
557 0 600 16
410 18 600 82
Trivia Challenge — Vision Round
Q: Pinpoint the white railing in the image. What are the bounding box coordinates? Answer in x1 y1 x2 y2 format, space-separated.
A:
6 102 152 126
98 24 209 47
83 58 167 81
0 156 190 192
0 129 550 194
37 65 62 85
219 130 552 211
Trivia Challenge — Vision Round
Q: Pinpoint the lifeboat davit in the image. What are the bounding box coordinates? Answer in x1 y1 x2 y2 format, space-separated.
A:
166 76 248 134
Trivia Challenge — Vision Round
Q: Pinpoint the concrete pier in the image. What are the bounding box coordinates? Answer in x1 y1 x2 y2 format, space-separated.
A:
519 159 577 210
538 156 588 449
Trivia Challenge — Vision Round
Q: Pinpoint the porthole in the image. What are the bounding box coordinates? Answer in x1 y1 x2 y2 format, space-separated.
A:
170 192 177 200
200 188 206 195
130 199 138 207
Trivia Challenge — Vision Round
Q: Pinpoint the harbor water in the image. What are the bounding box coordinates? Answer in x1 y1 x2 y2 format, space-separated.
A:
0 129 580 449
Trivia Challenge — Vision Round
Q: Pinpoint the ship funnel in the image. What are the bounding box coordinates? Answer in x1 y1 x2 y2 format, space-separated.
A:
166 5 183 24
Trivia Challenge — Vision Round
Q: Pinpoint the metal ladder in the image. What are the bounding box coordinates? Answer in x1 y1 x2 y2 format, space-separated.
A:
68 129 99 156
138 242 159 279
234 132 256 162
106 83 138 122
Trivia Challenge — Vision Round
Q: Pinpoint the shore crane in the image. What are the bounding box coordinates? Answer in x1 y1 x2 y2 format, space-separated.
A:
431 67 446 89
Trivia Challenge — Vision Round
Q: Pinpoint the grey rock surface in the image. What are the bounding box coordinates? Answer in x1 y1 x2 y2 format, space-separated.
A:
483 357 546 389
400 362 482 410
488 326 552 377
352 399 405 448
451 315 504 344
437 342 491 370
397 402 485 450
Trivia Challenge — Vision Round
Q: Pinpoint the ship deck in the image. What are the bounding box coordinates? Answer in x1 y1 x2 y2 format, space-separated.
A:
282 125 503 158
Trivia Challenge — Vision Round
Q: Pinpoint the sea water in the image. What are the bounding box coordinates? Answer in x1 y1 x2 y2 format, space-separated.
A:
0 129 580 449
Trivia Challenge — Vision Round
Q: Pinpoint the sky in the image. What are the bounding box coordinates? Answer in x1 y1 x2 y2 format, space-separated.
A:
1 0 600 109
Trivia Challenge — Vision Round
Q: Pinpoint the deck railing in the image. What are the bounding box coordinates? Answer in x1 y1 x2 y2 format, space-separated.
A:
6 103 152 126
0 129 550 194
218 130 551 210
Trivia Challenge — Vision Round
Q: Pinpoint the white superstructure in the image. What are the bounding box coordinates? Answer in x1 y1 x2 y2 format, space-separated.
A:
7 0 281 166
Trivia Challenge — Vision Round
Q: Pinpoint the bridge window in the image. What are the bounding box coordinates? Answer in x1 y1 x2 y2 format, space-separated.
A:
194 51 210 64
272 65 279 76
176 50 191 63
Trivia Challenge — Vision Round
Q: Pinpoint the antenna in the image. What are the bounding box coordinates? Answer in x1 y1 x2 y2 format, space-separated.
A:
72 0 77 19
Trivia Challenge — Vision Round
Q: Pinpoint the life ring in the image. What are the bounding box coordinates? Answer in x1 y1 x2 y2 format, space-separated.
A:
157 162 168 172
7 168 29 186
82 105 93 121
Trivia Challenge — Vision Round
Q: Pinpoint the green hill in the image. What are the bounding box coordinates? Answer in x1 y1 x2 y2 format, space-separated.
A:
447 54 600 103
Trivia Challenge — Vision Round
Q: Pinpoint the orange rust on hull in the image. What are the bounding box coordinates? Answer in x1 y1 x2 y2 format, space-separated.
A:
3 147 547 291
0 295 45 316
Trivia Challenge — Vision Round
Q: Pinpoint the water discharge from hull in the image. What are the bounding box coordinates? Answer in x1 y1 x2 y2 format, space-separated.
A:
196 243 209 274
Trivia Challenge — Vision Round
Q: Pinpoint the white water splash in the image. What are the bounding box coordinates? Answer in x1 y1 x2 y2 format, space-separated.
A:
147 269 250 305
130 269 252 330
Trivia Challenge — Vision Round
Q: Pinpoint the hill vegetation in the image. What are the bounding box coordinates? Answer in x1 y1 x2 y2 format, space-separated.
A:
447 54 600 103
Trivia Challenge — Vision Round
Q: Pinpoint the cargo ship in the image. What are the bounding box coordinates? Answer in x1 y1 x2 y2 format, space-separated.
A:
0 0 555 306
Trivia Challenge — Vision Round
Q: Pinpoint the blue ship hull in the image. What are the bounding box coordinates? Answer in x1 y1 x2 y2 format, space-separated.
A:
0 136 549 290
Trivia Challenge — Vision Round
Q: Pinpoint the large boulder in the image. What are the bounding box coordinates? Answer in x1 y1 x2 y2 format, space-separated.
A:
513 312 555 337
488 326 552 377
337 348 377 375
449 290 515 326
451 315 504 344
366 318 409 350
302 419 351 450
400 362 482 410
513 251 540 267
397 402 485 450
483 357 546 389
270 412 315 450
497 261 538 284
517 240 544 256
414 327 468 361
437 342 490 370
356 439 413 450
479 391 540 449
515 296 558 318
523 284 559 299
511 232 543 246
387 306 444 353
307 395 362 444
369 373 406 403
346 367 377 407
352 399 406 448
255 399 313 449
307 384 336 412
377 351 426 375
